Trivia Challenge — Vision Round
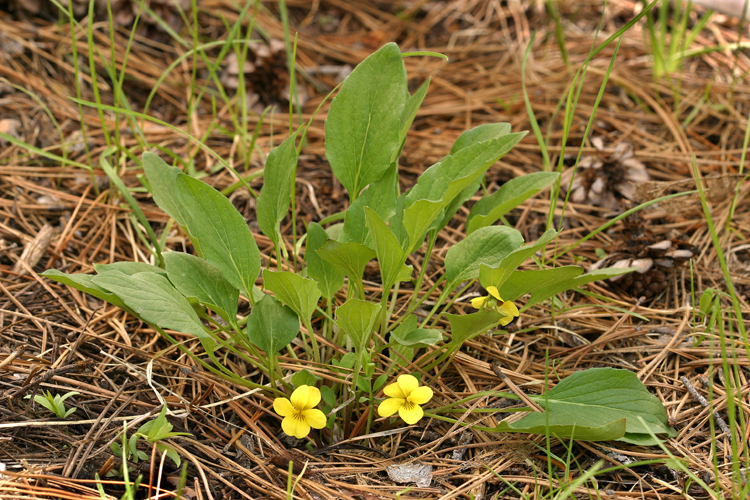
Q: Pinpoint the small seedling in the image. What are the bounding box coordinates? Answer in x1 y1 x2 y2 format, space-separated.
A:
30 390 79 419
109 406 191 477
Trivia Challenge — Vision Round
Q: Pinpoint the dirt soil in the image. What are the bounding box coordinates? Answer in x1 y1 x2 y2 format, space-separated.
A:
1 0 749 499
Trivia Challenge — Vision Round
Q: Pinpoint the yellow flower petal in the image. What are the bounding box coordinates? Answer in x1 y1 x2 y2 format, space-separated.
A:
383 381 406 399
470 296 487 309
301 386 321 409
290 385 311 410
378 397 404 418
408 386 433 405
497 300 519 326
397 374 419 397
399 403 424 425
273 397 295 417
487 286 502 301
302 408 327 429
498 299 519 317
282 415 310 439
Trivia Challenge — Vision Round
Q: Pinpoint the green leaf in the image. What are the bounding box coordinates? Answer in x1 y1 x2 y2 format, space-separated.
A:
698 288 717 316
163 252 239 327
498 266 636 310
176 174 261 298
262 270 321 323
402 134 526 253
390 327 443 347
342 161 399 247
435 124 518 232
91 271 211 341
321 386 336 408
444 226 523 285
306 222 345 300
335 298 381 351
450 123 513 155
467 172 560 234
317 240 376 287
500 368 676 442
94 262 165 275
256 133 298 250
325 42 407 199
246 294 300 355
478 229 557 290
157 444 182 468
374 374 388 392
446 309 505 347
364 207 411 289
617 432 665 447
142 152 188 227
41 270 131 313
394 78 430 161
485 417 627 442
292 369 321 388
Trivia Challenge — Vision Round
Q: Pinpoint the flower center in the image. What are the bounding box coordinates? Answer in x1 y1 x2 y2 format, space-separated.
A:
292 410 306 422
402 400 417 411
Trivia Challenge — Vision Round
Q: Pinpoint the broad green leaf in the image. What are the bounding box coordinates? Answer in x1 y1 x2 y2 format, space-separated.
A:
517 368 676 441
388 193 409 250
406 133 525 205
163 252 239 327
91 271 210 340
41 270 130 313
388 316 417 368
292 369 321 388
335 298 381 351
176 174 260 298
325 42 407 199
256 133 298 250
485 417 626 442
94 262 165 276
246 294 299 354
434 124 517 233
446 309 506 347
390 327 443 347
403 134 526 253
364 207 410 289
142 152 187 227
394 78 430 161
342 161 398 247
450 123 513 155
467 171 560 234
389 342 415 369
444 226 523 285
618 432 665 446
498 266 636 310
262 270 321 323
317 240 376 286
306 222 345 299
479 229 557 290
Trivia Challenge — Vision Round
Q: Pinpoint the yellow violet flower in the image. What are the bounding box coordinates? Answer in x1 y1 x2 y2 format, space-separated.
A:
273 385 327 439
470 286 519 326
377 374 433 425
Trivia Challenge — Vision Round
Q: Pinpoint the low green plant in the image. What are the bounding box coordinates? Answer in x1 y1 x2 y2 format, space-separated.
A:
45 43 675 445
29 390 79 419
108 406 190 477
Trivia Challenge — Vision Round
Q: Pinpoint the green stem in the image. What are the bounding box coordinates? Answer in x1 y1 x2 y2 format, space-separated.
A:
305 318 321 364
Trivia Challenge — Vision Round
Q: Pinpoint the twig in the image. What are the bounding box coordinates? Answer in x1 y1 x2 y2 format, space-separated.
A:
9 360 93 400
680 375 732 437
491 364 545 413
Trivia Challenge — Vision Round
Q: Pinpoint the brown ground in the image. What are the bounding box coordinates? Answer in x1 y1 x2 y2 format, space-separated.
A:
0 0 749 498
